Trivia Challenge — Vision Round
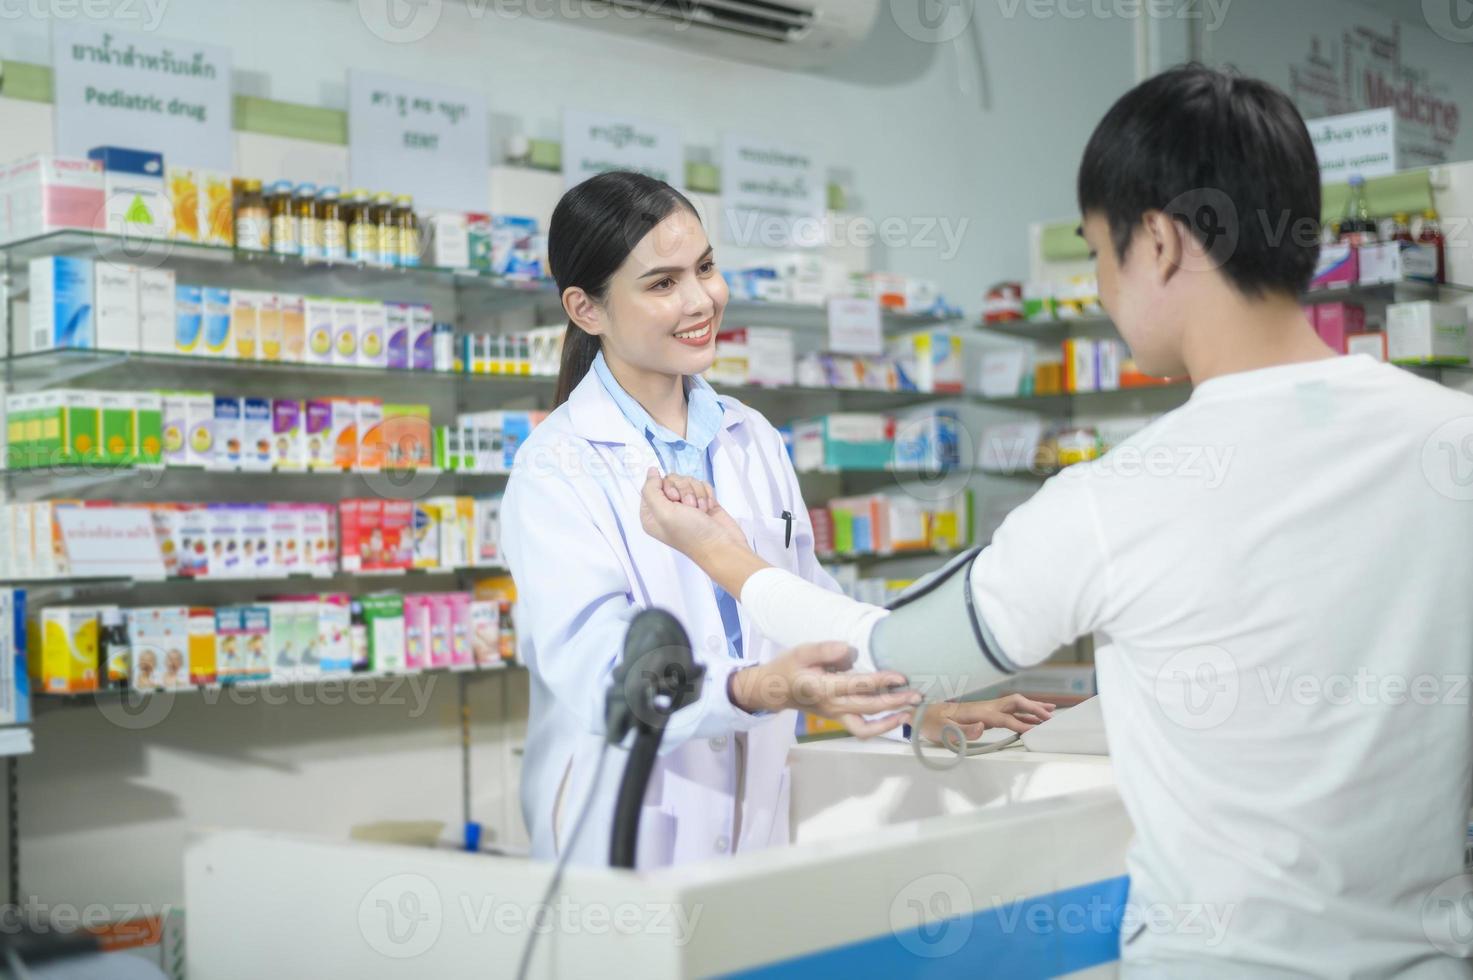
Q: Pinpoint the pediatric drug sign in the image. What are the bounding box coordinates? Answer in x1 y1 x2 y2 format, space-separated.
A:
52 24 233 171
721 135 826 249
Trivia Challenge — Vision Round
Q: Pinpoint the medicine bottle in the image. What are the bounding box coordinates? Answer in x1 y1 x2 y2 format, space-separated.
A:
395 195 420 268
295 183 320 260
234 179 270 252
372 191 398 268
347 189 375 264
318 186 347 262
269 180 298 256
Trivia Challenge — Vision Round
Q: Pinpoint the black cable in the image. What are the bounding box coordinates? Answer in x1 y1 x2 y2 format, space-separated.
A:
513 742 609 980
609 732 661 869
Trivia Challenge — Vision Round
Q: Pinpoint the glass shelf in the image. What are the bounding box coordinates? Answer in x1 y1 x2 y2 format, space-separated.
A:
1 229 959 331
3 564 506 590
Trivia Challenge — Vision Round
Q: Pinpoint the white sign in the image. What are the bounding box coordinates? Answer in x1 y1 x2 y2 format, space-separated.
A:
827 297 883 355
58 507 166 580
51 24 233 171
562 110 682 189
1309 108 1398 183
348 70 490 212
720 135 826 249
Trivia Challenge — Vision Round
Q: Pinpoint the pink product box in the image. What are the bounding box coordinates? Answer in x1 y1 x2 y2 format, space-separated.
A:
403 594 430 670
2 155 105 243
447 592 472 669
1311 243 1359 290
426 594 451 669
1313 302 1365 354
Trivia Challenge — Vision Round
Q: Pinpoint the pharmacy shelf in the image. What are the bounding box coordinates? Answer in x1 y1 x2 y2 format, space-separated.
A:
980 279 1473 344
974 381 1192 409
823 548 967 566
34 662 526 709
5 565 507 591
0 230 959 332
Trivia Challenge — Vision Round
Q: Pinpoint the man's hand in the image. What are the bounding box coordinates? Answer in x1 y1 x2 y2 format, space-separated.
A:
640 469 747 556
917 694 1057 744
729 641 920 738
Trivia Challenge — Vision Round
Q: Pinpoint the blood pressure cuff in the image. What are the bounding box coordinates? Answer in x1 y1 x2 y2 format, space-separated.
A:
869 547 1018 702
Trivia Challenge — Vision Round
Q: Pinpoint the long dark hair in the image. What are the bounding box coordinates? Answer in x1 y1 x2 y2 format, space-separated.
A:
549 171 699 407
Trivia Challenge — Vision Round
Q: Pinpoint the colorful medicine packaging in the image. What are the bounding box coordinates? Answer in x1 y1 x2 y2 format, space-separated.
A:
27 255 94 352
1387 301 1471 366
0 154 104 244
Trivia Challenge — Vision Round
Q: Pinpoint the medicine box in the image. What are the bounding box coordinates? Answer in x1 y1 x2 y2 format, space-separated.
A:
304 297 335 364
792 414 894 472
1387 301 1470 366
132 393 163 465
241 606 271 680
1312 243 1358 290
174 285 203 354
256 292 282 361
1313 302 1366 354
268 504 302 575
1346 332 1387 361
94 262 140 352
241 398 273 471
1 155 104 244
304 400 335 470
206 504 242 579
386 303 411 370
410 304 435 371
187 606 217 686
1359 241 1438 286
87 146 169 239
28 256 95 352
138 267 175 354
329 397 358 470
361 594 406 673
209 397 243 470
279 293 306 362
357 301 388 369
214 606 247 681
36 606 99 693
128 606 188 691
428 212 470 269
332 300 359 366
382 404 433 470
201 287 231 357
356 399 385 471
230 290 261 360
272 399 305 470
97 392 135 465
891 330 964 394
316 596 352 674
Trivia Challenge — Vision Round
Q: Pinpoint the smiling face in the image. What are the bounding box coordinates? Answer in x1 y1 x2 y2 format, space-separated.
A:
564 208 727 381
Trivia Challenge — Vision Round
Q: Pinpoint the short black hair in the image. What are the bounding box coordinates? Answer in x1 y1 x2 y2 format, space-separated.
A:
1077 63 1322 298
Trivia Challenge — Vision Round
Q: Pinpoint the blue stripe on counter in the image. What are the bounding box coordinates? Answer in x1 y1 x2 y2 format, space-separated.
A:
718 875 1130 980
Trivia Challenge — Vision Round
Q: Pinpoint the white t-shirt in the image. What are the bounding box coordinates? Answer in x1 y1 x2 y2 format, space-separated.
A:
972 354 1473 976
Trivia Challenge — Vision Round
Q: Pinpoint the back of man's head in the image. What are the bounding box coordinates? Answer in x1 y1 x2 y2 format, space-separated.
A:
1077 63 1322 300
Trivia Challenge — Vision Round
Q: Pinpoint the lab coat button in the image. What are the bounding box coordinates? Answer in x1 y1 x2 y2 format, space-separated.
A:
709 736 728 751
714 835 729 853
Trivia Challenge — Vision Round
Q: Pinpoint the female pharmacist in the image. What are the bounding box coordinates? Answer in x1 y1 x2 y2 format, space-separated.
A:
500 171 1052 869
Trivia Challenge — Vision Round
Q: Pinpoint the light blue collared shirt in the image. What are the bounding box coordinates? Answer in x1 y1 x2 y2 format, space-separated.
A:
592 351 744 660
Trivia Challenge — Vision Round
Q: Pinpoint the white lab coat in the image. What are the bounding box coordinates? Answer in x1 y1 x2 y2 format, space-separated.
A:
501 369 838 869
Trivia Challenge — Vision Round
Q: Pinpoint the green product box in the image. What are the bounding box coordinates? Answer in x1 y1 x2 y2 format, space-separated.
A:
6 393 35 470
98 391 136 465
361 594 406 673
132 393 164 465
34 390 100 466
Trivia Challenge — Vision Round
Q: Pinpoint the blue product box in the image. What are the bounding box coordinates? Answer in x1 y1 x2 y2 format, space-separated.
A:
175 285 203 354
28 255 94 351
202 288 231 356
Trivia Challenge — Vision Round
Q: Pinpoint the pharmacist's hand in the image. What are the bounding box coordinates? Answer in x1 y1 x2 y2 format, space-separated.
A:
918 694 1057 744
640 468 747 556
730 641 919 738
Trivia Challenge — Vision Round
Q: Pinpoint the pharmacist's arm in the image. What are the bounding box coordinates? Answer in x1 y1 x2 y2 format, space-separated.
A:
642 469 1112 700
501 470 772 752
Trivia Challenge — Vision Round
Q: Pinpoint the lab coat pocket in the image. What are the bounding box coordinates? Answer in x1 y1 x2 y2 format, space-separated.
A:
743 768 792 849
742 515 802 576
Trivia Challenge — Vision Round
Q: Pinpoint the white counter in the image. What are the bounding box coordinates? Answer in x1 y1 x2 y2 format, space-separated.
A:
185 739 1133 978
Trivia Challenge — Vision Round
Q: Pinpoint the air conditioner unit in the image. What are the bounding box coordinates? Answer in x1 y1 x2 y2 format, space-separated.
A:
560 0 881 70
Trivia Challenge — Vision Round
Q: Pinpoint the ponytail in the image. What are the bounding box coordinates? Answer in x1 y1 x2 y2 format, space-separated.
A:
553 325 601 407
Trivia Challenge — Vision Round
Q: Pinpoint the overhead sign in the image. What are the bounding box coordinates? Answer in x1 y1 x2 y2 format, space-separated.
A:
348 70 490 212
1309 107 1398 183
720 135 826 249
51 23 233 171
562 110 682 189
